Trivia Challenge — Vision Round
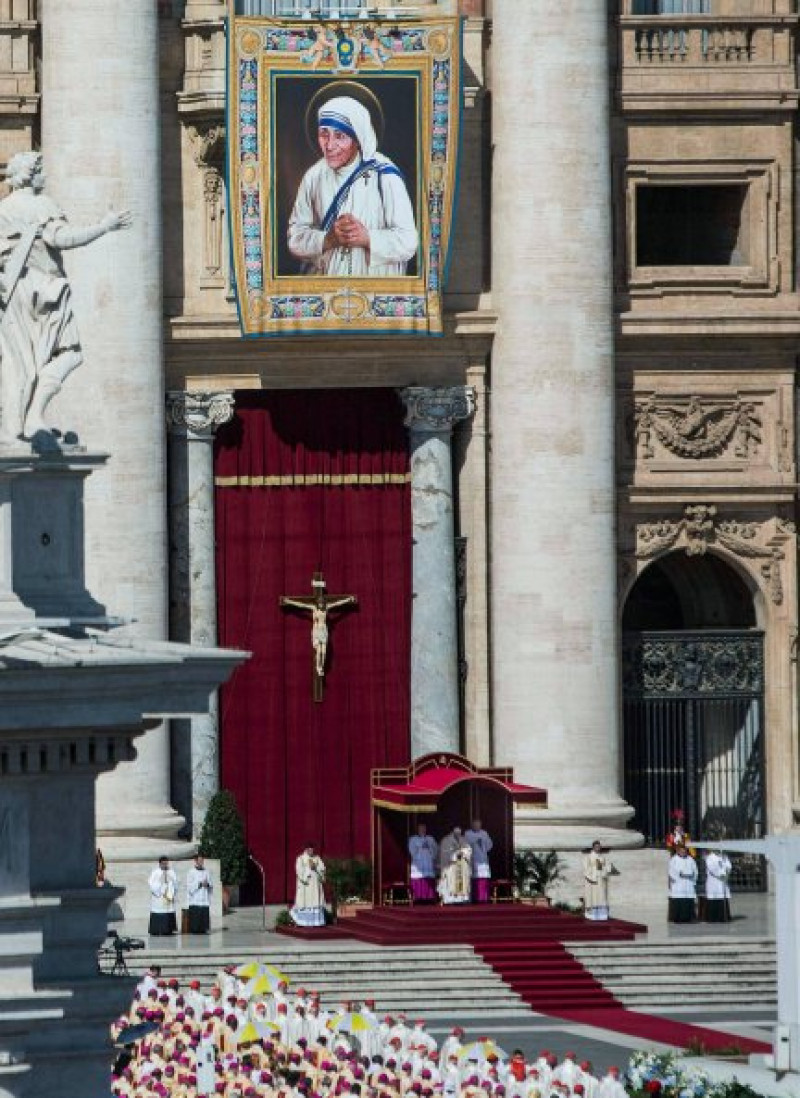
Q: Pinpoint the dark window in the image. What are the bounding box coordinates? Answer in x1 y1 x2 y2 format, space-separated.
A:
636 184 749 267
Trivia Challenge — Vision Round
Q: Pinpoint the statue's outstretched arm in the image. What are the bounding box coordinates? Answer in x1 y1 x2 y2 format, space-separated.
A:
327 596 357 610
280 597 312 611
43 209 132 250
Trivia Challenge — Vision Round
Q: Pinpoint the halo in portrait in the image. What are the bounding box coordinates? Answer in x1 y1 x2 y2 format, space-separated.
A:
304 80 385 154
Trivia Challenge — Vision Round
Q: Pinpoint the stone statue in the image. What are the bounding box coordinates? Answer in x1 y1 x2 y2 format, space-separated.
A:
0 151 131 444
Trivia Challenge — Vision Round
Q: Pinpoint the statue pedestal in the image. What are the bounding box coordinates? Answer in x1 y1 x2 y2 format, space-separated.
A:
0 449 112 628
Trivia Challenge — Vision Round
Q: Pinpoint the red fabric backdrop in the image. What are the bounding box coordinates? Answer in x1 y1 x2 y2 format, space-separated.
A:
214 389 411 902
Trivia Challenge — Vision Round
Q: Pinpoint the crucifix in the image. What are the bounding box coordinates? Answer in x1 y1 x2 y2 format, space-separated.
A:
279 572 358 702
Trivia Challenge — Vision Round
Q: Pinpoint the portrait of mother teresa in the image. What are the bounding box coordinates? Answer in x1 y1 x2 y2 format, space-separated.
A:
287 95 419 277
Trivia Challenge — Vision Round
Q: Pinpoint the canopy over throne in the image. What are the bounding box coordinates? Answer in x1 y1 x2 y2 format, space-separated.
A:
370 752 548 904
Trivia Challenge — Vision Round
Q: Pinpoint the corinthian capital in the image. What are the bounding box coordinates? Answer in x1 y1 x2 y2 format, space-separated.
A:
166 391 235 440
401 386 476 434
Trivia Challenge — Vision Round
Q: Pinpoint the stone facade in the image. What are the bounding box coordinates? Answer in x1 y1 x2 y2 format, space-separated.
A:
5 0 799 894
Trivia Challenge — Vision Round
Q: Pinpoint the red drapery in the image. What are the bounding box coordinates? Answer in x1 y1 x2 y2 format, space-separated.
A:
214 389 411 903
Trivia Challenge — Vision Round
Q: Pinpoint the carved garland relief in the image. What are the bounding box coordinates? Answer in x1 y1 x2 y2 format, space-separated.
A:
633 394 762 461
632 505 795 606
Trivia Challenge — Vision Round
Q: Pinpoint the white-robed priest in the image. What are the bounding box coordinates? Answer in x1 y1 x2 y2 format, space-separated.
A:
148 855 178 936
291 843 327 927
583 840 617 921
185 852 213 934
287 95 418 277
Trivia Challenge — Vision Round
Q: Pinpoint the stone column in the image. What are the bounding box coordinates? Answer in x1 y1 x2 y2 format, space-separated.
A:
402 386 475 760
490 1 638 847
166 391 235 838
40 3 189 899
457 363 491 767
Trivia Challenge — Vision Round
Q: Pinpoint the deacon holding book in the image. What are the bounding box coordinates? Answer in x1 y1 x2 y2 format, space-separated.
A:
291 843 327 927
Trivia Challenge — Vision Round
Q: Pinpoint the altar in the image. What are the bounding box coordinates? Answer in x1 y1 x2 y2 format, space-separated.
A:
370 752 547 904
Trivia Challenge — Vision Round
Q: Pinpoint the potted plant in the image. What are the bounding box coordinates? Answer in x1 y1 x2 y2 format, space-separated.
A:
513 849 564 905
325 857 373 918
198 789 248 912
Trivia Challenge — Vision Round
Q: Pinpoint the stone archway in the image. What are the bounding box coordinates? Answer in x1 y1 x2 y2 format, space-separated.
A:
622 551 766 890
623 551 757 631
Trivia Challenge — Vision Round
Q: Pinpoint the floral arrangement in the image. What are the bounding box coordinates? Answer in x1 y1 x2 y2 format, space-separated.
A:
625 1052 762 1098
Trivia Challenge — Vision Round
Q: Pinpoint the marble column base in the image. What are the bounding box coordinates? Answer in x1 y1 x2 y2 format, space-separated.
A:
514 803 643 853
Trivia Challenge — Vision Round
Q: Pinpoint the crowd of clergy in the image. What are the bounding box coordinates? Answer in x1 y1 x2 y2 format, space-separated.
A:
111 968 633 1098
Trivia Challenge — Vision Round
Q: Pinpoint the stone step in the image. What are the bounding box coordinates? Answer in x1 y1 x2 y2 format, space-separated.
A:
568 937 776 1011
127 942 534 1020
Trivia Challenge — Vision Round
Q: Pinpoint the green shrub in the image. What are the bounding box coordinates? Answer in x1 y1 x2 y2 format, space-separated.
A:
325 856 373 912
513 849 565 898
198 790 248 886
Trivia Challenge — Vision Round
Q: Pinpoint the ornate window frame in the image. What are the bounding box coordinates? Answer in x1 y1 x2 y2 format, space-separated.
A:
624 158 779 296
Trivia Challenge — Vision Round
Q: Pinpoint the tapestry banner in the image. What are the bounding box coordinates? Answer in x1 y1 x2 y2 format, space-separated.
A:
227 15 462 337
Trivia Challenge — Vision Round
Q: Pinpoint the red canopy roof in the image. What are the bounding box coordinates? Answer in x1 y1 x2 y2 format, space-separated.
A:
372 753 547 813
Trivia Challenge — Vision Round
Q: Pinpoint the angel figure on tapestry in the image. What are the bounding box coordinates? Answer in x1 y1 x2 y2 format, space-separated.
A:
0 151 131 444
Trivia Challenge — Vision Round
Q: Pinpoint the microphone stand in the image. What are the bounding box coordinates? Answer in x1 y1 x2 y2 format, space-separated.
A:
248 852 268 931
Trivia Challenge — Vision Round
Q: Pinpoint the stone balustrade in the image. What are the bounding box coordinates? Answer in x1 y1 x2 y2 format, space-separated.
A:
619 2 799 111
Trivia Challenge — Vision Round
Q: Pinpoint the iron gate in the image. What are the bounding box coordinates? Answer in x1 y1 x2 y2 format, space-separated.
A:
622 630 766 891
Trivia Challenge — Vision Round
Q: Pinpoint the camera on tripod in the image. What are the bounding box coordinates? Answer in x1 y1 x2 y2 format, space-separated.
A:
98 929 146 976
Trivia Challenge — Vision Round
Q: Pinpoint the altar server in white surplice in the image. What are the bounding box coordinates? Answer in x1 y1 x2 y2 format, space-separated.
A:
408 822 438 904
465 818 494 903
148 855 178 936
704 849 732 923
287 96 418 277
185 853 213 934
668 845 698 923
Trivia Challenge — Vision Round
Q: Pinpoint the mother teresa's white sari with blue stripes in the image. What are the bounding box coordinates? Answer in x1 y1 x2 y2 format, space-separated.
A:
287 152 418 277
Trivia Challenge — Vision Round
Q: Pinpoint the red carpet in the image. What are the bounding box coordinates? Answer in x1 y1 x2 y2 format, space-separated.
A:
279 905 771 1055
279 904 645 947
554 1004 770 1055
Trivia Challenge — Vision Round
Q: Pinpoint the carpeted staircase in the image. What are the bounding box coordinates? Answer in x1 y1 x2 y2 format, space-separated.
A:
280 904 772 1055
475 940 617 1013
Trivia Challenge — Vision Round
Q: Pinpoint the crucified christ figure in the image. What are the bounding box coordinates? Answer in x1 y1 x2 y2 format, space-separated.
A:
280 589 357 679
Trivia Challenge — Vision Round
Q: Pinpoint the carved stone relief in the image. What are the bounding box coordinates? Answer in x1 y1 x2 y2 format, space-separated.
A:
634 394 762 461
203 170 223 277
633 505 795 605
189 123 225 169
188 124 227 285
